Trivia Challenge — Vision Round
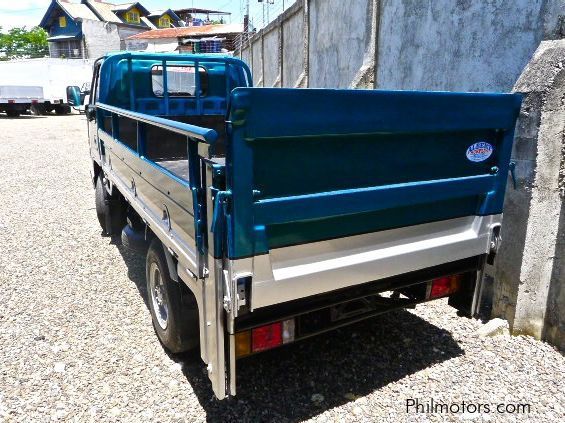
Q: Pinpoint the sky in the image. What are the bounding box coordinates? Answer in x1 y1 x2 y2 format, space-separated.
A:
0 0 253 30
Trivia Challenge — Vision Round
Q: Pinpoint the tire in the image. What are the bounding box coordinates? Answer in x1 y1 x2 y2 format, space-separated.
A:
31 104 47 115
94 174 126 235
55 105 71 115
146 238 199 353
6 110 20 117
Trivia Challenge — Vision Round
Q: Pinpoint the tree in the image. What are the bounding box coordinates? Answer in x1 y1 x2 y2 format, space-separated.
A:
0 26 49 60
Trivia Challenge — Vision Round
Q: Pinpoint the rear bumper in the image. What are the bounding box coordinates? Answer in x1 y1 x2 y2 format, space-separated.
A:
235 255 482 332
231 215 501 310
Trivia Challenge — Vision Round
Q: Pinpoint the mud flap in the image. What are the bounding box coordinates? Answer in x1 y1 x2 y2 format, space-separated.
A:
448 256 487 318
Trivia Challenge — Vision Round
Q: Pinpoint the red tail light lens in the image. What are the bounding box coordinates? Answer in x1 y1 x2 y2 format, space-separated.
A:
252 322 282 353
429 274 461 299
236 319 295 358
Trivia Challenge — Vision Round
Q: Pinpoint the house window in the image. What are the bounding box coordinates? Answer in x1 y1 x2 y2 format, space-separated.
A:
125 10 140 24
59 16 67 27
158 15 171 28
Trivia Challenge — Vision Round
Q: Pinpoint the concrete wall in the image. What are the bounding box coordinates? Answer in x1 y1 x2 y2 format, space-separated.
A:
238 0 564 90
309 0 371 88
281 8 304 87
495 40 565 350
82 20 148 58
82 19 121 59
377 0 553 91
263 27 280 87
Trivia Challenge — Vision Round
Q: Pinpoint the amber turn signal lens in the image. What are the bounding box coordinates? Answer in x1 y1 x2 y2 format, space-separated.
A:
235 330 251 358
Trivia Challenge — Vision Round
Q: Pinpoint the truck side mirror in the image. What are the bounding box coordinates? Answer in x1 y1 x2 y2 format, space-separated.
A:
66 86 81 106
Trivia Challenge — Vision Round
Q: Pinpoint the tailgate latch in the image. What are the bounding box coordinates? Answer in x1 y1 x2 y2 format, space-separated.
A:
223 272 251 317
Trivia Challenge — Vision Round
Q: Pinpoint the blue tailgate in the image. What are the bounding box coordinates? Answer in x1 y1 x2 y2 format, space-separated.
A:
225 88 521 260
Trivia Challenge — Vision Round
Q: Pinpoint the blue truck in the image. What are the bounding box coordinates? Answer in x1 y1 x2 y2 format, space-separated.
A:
80 52 521 399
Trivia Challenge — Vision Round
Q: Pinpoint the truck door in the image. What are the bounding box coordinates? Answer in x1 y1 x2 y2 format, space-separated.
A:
87 61 102 160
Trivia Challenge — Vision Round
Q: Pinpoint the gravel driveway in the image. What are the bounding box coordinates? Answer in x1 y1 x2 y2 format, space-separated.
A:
0 114 563 422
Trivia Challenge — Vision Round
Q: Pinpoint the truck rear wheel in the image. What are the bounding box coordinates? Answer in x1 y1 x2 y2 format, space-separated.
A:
146 239 199 353
6 110 20 117
94 174 126 236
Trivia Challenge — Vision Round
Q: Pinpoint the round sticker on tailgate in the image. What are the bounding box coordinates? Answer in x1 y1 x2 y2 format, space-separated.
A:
466 142 493 162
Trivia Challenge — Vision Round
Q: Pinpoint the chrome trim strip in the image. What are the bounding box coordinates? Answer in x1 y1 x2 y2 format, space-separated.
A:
232 215 502 310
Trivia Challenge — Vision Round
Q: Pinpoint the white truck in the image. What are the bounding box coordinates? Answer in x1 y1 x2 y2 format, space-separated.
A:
0 58 93 115
0 85 44 117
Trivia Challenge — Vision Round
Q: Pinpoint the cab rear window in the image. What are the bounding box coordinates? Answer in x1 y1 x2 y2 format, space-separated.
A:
151 65 207 97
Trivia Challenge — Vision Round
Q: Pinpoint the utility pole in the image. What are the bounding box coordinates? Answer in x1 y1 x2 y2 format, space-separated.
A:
243 0 250 33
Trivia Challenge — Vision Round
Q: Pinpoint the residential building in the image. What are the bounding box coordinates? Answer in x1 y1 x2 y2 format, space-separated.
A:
39 0 99 58
39 1 233 59
125 24 244 54
147 10 184 29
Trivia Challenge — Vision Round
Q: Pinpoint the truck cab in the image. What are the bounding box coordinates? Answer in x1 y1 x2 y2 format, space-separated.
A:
86 52 521 399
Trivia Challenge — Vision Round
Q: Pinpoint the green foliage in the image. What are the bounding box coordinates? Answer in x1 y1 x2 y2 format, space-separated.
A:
0 26 49 60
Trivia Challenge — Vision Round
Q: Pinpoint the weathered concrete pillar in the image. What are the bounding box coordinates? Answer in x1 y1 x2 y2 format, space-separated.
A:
492 39 565 350
294 0 310 88
350 0 379 89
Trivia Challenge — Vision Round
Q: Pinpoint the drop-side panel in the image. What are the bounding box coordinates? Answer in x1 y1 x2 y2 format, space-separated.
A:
99 130 201 275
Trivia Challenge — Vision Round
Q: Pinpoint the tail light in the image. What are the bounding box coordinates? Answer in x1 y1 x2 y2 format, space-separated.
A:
235 318 295 358
428 274 462 299
8 100 15 104
31 100 38 104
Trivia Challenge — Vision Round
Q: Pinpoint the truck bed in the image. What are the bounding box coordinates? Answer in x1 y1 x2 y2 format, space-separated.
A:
155 158 189 181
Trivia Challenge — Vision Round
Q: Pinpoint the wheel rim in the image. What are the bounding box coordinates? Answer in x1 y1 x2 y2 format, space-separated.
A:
149 262 168 330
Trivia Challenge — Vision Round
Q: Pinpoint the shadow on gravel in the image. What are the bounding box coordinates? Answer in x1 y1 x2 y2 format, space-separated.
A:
115 241 149 307
116 244 464 422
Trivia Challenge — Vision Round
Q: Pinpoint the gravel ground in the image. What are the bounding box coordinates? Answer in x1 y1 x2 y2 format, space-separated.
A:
0 114 563 422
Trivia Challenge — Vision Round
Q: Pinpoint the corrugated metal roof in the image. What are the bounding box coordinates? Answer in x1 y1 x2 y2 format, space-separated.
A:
60 2 99 21
127 23 243 40
110 2 135 12
174 8 231 16
47 33 81 41
83 0 122 23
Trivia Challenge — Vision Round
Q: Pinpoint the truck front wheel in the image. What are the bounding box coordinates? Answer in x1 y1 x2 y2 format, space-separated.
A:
146 239 199 353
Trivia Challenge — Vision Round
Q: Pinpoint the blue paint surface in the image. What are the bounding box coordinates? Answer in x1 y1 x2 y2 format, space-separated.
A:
226 88 522 258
